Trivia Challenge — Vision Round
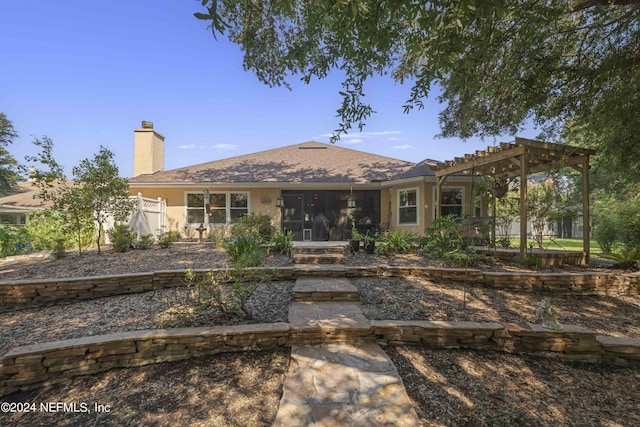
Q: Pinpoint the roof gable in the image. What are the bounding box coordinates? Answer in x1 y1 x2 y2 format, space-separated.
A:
129 141 423 184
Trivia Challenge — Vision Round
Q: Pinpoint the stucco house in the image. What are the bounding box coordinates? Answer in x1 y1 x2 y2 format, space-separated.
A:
128 122 480 241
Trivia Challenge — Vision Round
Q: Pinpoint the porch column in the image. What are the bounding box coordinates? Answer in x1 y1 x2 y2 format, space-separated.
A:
582 158 591 264
519 153 528 262
435 176 446 219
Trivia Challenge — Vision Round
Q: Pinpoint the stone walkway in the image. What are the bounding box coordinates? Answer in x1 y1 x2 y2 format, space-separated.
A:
273 274 420 426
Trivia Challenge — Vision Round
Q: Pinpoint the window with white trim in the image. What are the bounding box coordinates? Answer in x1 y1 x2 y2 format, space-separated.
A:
398 189 418 224
440 188 463 217
186 192 249 225
186 193 205 224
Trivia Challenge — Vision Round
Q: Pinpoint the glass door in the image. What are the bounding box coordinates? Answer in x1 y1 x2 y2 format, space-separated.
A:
281 193 304 240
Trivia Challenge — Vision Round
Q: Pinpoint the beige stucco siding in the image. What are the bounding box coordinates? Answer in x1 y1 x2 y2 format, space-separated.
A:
129 186 282 236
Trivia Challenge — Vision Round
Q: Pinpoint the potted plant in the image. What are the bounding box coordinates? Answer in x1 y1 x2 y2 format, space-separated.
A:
349 218 364 252
363 229 377 254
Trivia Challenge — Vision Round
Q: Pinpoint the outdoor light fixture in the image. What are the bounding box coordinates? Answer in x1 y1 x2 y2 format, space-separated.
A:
347 187 356 208
275 196 285 208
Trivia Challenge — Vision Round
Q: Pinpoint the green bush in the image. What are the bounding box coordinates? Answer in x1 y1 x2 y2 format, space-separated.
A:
208 227 225 248
593 198 640 253
593 212 618 254
24 210 70 252
272 229 293 257
0 224 31 257
443 249 486 267
135 234 155 250
107 224 136 253
159 268 260 327
224 231 265 266
376 229 416 255
617 200 640 248
421 215 464 256
158 230 180 249
601 244 640 270
230 213 275 241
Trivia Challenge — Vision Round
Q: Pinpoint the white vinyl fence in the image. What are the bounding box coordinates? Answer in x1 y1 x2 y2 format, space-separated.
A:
127 193 166 239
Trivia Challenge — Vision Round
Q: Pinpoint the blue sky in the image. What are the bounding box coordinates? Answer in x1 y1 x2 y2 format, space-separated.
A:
2 0 538 178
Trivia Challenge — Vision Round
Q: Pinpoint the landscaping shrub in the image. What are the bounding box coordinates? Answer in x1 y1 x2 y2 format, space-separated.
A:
271 229 293 257
52 237 67 259
601 244 640 270
376 229 416 255
135 234 155 250
224 230 265 266
0 224 31 257
159 268 260 327
593 212 618 254
442 248 486 267
616 199 640 248
593 197 640 253
158 230 181 249
421 215 464 256
107 224 136 253
230 213 275 241
208 227 226 248
24 210 70 252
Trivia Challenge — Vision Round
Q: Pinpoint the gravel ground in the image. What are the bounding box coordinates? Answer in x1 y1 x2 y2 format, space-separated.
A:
1 244 639 426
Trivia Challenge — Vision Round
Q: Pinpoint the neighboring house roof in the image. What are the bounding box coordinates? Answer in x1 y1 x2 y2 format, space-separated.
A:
0 182 52 211
129 141 434 184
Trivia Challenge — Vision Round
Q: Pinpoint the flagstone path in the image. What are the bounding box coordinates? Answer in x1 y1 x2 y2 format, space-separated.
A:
272 273 420 426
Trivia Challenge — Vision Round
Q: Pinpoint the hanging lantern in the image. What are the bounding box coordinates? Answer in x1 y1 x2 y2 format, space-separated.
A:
347 187 356 208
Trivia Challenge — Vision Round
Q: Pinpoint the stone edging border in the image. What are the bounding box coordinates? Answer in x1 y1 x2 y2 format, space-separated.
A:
1 266 639 309
1 321 639 398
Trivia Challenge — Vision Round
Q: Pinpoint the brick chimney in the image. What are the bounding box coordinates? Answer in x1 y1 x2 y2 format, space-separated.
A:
133 121 164 176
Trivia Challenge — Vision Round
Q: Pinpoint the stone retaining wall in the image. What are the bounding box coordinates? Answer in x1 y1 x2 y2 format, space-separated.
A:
0 268 296 309
2 321 639 397
372 321 640 366
347 266 640 296
0 323 289 397
1 266 638 310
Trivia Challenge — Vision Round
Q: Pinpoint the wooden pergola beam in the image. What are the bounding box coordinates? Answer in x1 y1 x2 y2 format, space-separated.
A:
432 137 596 264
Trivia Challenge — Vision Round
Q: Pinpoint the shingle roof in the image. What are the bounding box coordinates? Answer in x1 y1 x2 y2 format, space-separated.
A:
0 182 52 210
129 141 433 184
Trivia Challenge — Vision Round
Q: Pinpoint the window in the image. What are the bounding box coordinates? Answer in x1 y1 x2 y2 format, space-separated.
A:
398 189 418 225
186 193 205 224
186 192 249 225
440 188 463 217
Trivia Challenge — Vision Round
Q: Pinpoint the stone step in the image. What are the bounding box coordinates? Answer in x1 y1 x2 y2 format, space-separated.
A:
292 246 345 255
293 277 359 302
273 343 421 426
293 253 345 265
288 301 371 344
293 265 347 277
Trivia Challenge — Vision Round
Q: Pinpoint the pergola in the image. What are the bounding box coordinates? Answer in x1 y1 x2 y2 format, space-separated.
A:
432 137 596 263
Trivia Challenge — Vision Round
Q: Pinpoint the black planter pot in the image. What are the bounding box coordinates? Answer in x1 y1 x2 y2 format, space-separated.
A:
349 239 360 252
364 240 375 254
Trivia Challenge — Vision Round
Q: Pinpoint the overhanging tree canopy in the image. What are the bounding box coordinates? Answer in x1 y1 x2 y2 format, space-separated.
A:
196 0 640 168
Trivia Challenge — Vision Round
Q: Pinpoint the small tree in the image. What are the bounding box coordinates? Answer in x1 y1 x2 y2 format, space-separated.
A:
25 138 132 254
72 147 132 254
527 180 562 249
26 137 94 254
